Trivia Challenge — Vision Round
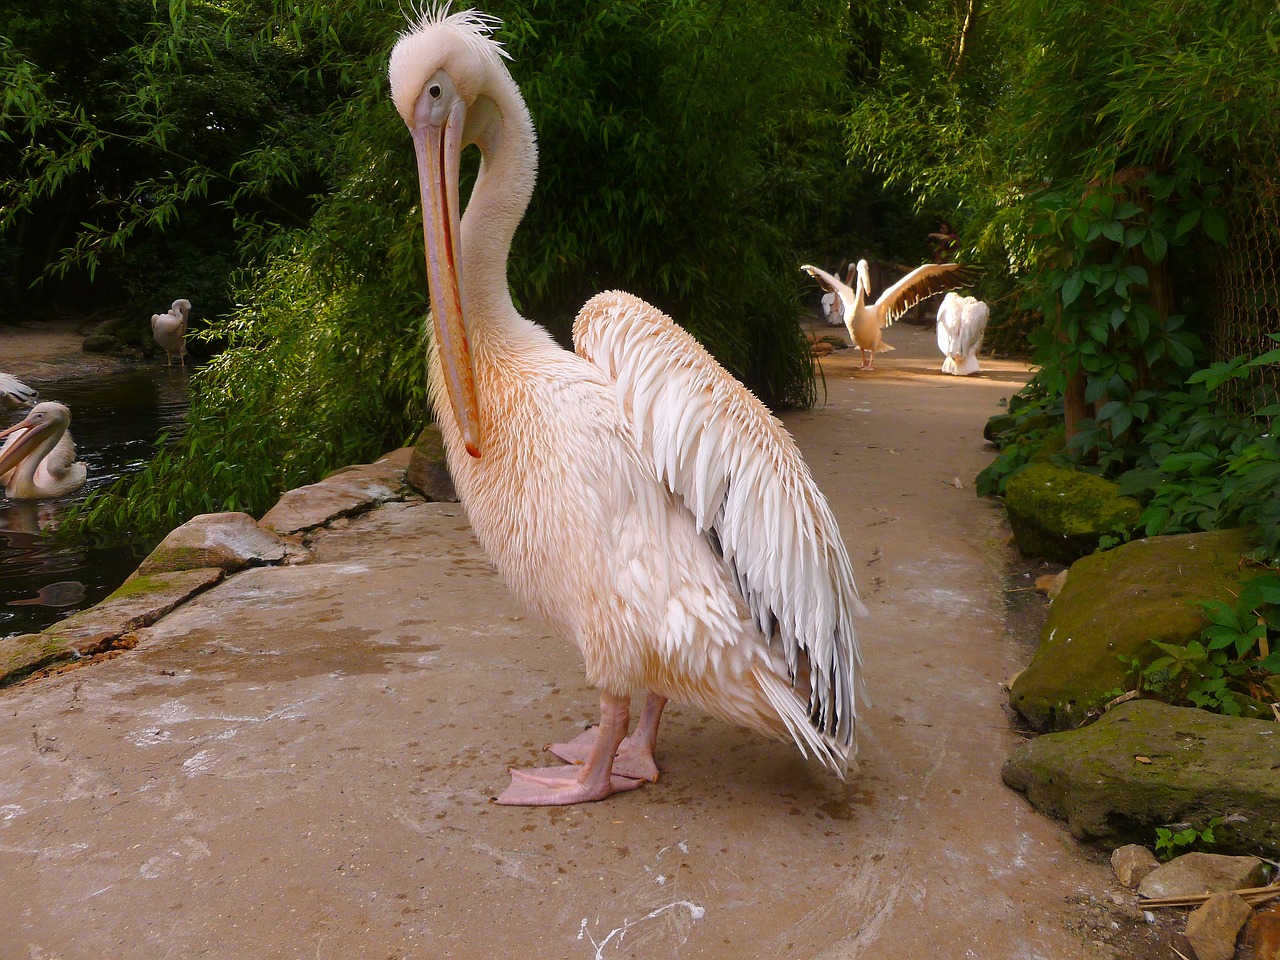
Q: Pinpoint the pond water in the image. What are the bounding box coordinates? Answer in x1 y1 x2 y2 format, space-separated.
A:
1 366 190 639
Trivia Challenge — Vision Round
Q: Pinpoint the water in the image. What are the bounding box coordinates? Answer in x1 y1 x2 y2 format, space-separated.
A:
1 366 190 638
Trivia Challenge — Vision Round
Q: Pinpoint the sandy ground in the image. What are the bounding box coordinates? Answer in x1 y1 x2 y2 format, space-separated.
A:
1 318 135 382
0 322 1179 959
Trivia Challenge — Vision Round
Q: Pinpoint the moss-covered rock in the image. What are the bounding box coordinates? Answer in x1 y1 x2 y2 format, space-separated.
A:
1010 528 1254 731
1004 463 1141 563
1002 699 1280 855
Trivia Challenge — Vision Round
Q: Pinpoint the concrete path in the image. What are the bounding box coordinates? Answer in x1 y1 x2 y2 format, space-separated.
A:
2 325 1126 959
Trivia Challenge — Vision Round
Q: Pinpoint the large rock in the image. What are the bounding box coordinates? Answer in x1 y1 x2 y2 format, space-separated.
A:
134 511 288 577
1004 463 1141 563
1185 893 1252 960
1010 528 1253 731
1137 853 1268 899
1001 700 1280 854
260 451 409 535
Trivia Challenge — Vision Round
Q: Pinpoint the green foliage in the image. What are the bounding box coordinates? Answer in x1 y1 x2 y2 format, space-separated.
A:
982 334 1280 562
1119 572 1280 717
55 0 851 539
1023 169 1213 448
0 0 327 321
1154 817 1223 861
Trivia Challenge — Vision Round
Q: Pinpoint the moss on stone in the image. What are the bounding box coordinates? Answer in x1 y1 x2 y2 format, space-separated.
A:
1010 528 1255 731
1004 462 1141 563
106 574 178 601
1002 699 1280 855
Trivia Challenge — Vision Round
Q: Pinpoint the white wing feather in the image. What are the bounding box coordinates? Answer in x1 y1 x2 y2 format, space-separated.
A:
0 374 38 410
574 290 865 754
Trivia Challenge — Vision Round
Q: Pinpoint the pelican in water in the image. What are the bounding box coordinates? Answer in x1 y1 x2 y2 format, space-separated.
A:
802 259 966 369
936 292 989 376
389 8 864 806
1 373 38 411
0 402 87 500
151 298 191 366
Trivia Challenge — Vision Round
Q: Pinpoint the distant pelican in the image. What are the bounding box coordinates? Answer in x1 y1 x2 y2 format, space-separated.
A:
936 292 989 376
390 8 864 805
0 402 87 499
802 259 966 369
820 263 857 326
151 299 191 366
0 373 38 411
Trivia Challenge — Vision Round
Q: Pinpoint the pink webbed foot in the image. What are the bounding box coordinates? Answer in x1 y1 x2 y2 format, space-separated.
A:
496 765 645 806
548 728 661 783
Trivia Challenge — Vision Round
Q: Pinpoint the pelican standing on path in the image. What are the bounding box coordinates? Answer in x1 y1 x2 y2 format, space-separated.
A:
802 259 967 369
0 373 38 411
0 402 87 499
389 8 864 806
936 292 989 376
151 298 191 366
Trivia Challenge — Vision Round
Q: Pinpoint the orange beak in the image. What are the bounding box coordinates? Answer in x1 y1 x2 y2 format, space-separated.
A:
412 96 482 459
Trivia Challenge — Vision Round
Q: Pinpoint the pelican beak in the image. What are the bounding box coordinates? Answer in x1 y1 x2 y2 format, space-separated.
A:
0 414 51 476
412 96 482 459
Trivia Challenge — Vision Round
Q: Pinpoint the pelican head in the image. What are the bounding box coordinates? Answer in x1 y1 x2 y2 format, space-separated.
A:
0 401 86 499
390 8 537 460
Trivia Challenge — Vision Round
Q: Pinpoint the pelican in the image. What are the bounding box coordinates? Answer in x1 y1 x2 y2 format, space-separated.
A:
1 373 38 411
0 402 87 500
802 259 967 369
151 298 191 366
936 292 989 376
819 263 857 326
390 8 864 806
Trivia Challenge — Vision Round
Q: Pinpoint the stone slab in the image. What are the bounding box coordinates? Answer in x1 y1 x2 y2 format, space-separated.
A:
1003 699 1280 853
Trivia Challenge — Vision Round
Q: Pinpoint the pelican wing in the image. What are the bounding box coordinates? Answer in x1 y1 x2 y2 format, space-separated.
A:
936 292 963 356
574 290 865 753
955 297 989 358
800 263 854 300
0 373 37 410
875 261 968 327
43 431 80 481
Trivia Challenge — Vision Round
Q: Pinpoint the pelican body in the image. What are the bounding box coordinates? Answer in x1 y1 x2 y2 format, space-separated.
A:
0 402 87 500
390 9 864 805
936 292 989 376
802 259 966 369
1 373 38 412
151 298 191 366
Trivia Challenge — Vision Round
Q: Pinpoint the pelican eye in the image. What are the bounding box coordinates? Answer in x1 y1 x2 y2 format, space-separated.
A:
428 83 442 99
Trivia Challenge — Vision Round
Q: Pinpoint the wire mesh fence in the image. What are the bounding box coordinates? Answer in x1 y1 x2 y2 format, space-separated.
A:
1207 154 1280 411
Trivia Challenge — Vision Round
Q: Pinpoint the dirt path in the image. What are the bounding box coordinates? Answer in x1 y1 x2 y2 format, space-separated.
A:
0 324 1156 958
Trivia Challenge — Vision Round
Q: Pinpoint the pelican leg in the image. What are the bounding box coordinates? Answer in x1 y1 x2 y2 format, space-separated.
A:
548 691 666 782
859 348 873 370
496 691 646 806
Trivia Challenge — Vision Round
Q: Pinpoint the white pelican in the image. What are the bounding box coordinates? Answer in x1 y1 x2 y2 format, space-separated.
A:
1 373 38 411
802 259 967 369
151 298 191 366
936 292 989 376
819 262 857 326
0 402 87 500
389 8 864 806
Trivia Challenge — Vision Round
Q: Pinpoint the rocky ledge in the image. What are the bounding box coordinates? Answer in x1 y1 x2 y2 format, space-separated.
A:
0 427 455 687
